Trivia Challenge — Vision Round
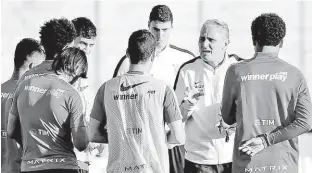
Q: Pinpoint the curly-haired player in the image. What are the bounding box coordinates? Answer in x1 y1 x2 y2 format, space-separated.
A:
40 18 76 60
19 18 76 82
221 13 312 173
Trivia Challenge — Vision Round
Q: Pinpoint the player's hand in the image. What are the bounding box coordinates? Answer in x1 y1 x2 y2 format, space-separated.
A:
215 118 236 142
238 137 266 157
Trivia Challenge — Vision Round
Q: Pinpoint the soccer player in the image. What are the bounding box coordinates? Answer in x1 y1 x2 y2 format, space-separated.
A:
7 47 89 173
221 13 312 173
72 17 96 57
113 5 194 172
113 4 195 87
174 19 242 173
19 18 76 82
1 38 45 173
89 29 185 173
72 16 98 173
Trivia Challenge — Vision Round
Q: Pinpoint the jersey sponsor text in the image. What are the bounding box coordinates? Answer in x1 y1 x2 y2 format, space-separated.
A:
245 165 288 172
24 85 65 98
1 92 13 99
241 72 288 82
113 93 138 100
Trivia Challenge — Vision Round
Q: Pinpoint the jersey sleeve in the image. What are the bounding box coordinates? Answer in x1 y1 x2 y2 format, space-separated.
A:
90 83 106 124
221 65 238 125
163 86 182 123
9 82 22 118
265 75 312 145
69 91 87 128
113 55 130 78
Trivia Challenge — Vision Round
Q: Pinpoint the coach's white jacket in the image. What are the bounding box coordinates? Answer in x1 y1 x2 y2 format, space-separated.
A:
174 55 240 165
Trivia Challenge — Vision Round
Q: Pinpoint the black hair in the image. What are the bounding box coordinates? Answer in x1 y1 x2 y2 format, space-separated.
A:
14 38 43 70
127 29 156 64
149 5 173 24
72 17 97 39
39 18 76 60
251 13 286 47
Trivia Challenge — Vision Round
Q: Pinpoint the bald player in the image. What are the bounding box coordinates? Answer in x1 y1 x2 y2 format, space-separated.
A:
1 38 45 173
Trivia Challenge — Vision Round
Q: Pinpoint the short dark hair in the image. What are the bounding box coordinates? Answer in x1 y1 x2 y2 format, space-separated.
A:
149 5 173 24
52 47 88 79
72 17 97 39
127 29 156 64
39 18 76 60
251 13 286 47
14 38 43 70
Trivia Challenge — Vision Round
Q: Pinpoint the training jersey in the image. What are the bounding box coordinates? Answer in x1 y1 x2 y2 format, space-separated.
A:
221 52 312 173
113 44 195 87
17 59 90 169
9 74 87 172
174 55 241 164
19 60 54 82
90 71 182 173
1 78 22 173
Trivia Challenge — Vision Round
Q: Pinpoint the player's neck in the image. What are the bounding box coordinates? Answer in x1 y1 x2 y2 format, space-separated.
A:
129 64 150 74
55 72 72 83
11 69 26 80
255 45 280 54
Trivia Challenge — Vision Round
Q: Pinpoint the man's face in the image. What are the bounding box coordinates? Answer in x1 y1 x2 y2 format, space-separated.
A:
198 25 228 65
149 20 172 51
73 36 96 56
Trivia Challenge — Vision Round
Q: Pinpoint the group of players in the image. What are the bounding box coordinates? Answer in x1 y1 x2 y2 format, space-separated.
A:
1 4 312 173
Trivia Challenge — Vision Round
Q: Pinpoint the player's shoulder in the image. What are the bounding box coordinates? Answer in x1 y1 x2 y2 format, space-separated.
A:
276 58 304 77
44 74 79 97
178 56 201 71
168 44 196 58
1 79 17 95
228 54 246 62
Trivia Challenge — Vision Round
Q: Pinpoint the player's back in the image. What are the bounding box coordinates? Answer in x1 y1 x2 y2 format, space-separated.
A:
1 79 22 173
15 74 82 171
104 72 171 173
20 60 53 81
232 52 306 173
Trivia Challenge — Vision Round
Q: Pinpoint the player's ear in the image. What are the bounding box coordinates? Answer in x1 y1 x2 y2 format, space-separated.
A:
126 49 130 58
223 39 229 50
148 21 151 28
279 39 284 48
29 63 34 69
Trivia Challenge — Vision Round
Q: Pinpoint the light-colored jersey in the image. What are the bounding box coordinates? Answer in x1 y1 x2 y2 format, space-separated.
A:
174 55 241 164
9 74 87 172
1 79 22 173
90 71 182 173
113 44 195 87
222 52 312 173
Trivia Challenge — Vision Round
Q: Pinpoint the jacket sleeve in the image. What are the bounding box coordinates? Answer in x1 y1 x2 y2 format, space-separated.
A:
221 65 238 125
264 75 312 146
